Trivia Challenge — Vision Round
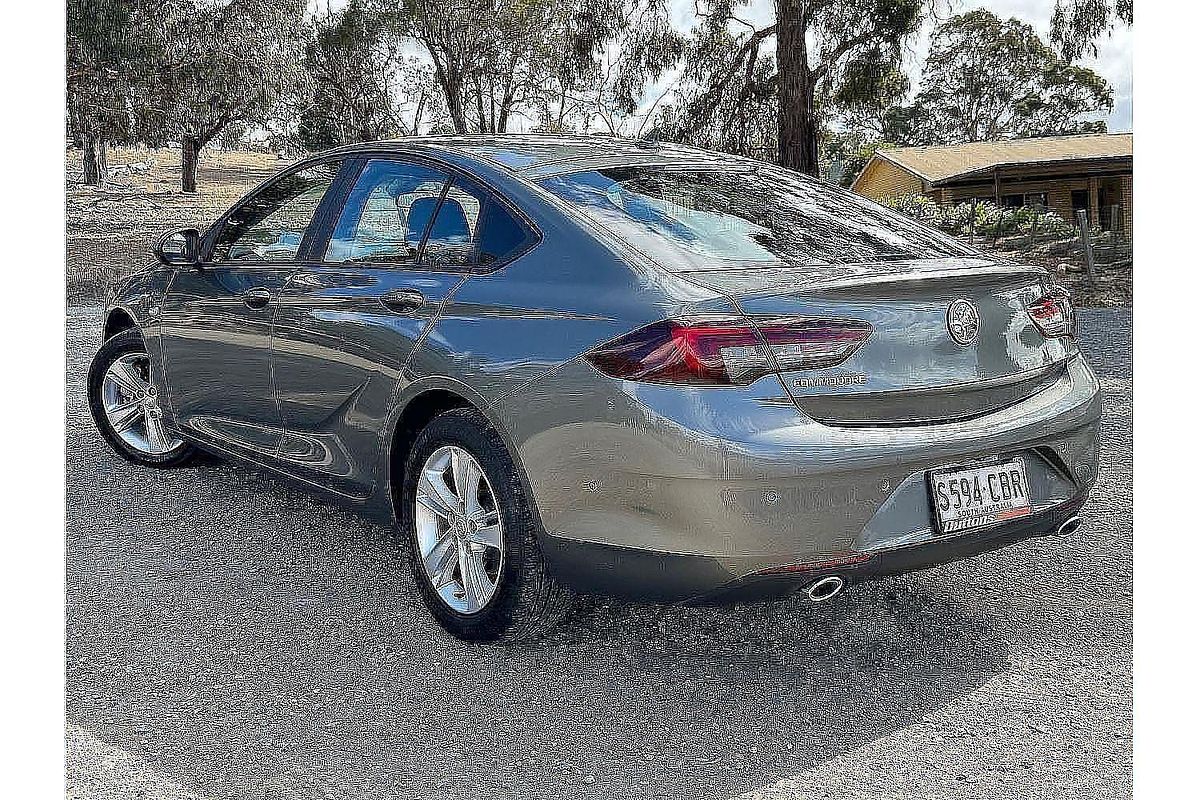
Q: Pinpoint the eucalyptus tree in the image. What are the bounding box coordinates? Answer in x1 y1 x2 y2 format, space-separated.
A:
659 0 936 175
66 0 154 185
396 0 645 135
536 0 682 135
152 0 309 192
906 10 1113 145
299 0 449 149
1051 0 1133 61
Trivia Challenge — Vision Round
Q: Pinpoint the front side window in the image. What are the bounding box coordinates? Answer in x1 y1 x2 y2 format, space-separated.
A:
211 161 341 262
324 159 450 263
538 164 973 269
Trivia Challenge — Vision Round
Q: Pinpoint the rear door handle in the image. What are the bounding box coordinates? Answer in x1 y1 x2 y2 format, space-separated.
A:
243 287 271 310
380 289 425 315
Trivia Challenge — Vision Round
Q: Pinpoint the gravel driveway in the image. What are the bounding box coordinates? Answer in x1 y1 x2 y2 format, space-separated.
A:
65 307 1132 800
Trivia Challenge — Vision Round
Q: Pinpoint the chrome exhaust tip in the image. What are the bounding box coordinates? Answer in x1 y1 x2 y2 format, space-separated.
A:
1056 516 1083 536
803 575 846 603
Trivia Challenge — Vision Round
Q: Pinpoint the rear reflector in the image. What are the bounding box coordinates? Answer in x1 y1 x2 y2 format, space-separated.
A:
1027 288 1075 338
584 316 873 386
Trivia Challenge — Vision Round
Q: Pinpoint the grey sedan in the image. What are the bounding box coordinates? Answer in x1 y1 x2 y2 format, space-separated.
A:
88 136 1100 641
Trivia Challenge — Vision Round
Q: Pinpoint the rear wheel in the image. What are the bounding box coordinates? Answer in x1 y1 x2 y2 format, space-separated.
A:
401 408 570 641
87 328 197 468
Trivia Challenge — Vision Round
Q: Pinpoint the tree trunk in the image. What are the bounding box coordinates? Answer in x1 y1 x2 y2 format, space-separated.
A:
437 69 467 132
181 137 199 194
775 0 819 175
81 135 108 187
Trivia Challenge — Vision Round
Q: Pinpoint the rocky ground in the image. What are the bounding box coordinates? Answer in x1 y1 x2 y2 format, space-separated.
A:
64 307 1132 800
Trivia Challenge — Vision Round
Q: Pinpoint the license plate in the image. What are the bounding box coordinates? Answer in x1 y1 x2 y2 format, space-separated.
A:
929 458 1032 534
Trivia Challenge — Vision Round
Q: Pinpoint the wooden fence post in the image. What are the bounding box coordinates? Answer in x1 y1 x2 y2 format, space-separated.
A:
1076 209 1096 284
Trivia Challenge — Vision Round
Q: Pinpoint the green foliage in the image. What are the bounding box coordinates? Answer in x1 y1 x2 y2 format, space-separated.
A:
886 194 1075 240
146 0 309 189
1051 0 1133 61
66 0 163 183
398 0 650 134
297 0 445 150
885 192 941 223
821 133 892 189
903 10 1113 145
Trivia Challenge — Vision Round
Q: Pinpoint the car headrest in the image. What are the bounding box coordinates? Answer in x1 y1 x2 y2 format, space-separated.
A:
407 197 471 244
406 197 439 244
428 198 470 240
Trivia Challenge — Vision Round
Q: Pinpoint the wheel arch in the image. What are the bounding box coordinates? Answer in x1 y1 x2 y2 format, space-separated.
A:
384 381 543 532
103 307 138 341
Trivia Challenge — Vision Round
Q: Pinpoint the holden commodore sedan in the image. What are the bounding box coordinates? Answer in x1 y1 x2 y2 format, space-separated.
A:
89 135 1100 641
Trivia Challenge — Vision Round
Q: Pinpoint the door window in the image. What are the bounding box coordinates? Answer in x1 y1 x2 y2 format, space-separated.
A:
324 159 450 263
211 161 341 262
421 182 533 269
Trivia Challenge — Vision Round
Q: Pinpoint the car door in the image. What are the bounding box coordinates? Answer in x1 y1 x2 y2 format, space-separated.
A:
158 158 344 459
269 156 533 496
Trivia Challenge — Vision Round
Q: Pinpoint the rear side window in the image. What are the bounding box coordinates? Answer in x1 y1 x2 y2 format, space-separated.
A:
421 181 534 269
324 159 450 263
537 165 973 269
211 161 341 262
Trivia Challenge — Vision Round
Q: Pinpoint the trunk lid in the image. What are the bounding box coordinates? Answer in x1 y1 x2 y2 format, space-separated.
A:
679 257 1076 426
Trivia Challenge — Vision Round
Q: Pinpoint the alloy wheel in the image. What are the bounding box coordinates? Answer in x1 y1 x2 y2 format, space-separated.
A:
101 352 184 456
414 445 504 614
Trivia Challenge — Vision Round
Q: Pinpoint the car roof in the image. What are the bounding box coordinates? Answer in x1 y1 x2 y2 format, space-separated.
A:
322 134 743 178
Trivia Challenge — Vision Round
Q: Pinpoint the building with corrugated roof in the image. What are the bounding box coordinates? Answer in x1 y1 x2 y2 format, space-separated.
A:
851 133 1132 231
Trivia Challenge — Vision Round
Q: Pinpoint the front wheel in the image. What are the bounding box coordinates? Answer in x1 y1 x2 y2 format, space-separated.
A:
87 328 197 468
401 408 571 642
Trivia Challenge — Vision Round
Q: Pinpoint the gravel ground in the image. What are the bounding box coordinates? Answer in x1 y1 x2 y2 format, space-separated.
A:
65 307 1132 800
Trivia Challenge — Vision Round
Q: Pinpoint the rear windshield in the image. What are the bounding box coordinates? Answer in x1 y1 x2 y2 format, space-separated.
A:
537 165 973 269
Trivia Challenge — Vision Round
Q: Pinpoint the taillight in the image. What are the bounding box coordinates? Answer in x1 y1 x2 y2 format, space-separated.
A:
584 316 873 386
1027 288 1075 338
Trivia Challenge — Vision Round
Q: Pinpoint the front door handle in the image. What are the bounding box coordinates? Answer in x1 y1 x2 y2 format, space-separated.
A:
243 287 271 310
380 289 426 315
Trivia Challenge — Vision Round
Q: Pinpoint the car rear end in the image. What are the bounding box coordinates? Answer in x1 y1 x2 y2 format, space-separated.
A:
520 159 1099 602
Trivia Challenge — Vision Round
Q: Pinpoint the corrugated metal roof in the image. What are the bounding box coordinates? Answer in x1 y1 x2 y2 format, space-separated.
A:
871 133 1133 184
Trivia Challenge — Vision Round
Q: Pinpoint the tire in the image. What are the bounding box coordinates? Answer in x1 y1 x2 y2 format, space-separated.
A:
400 407 571 642
87 328 197 468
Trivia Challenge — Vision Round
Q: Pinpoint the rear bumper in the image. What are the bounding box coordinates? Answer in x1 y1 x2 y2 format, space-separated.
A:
541 492 1088 603
504 353 1101 602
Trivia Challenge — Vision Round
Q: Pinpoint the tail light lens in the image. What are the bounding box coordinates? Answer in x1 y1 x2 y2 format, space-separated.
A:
1027 288 1075 338
584 316 873 386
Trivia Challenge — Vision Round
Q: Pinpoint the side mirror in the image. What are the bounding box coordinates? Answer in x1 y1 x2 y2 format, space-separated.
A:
155 228 200 266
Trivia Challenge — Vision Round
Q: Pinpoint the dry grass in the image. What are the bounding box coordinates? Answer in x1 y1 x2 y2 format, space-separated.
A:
65 146 287 303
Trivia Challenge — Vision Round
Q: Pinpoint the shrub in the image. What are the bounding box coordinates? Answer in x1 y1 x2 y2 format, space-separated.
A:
884 193 1075 241
885 193 940 223
939 200 999 235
